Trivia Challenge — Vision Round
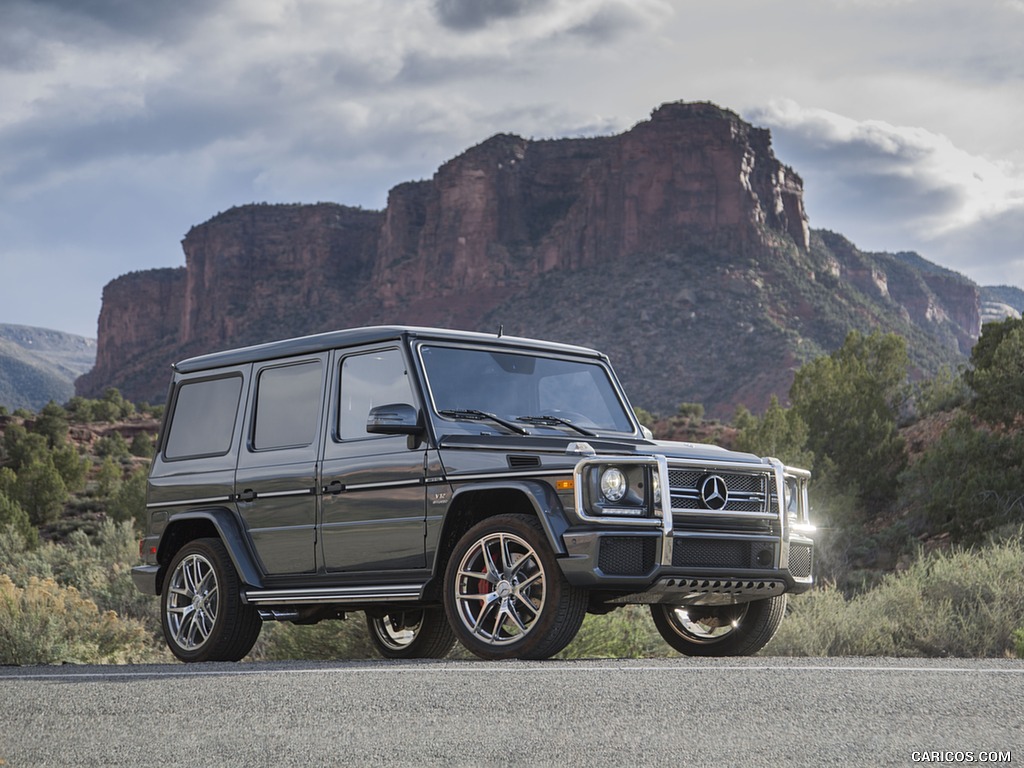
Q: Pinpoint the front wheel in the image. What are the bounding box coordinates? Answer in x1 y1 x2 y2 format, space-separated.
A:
161 537 262 662
444 514 586 660
650 595 787 657
365 608 456 659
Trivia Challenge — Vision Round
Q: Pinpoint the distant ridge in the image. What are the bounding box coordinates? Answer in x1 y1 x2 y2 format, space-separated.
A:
0 324 96 411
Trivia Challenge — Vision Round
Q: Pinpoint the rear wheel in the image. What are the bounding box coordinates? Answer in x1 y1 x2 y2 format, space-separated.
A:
365 608 457 659
161 537 262 662
650 595 787 657
444 514 586 660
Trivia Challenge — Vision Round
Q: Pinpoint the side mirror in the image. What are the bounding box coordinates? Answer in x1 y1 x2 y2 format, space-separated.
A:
366 403 424 435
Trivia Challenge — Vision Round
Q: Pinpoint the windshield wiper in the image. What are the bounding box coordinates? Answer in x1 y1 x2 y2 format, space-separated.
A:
516 415 596 437
438 409 530 435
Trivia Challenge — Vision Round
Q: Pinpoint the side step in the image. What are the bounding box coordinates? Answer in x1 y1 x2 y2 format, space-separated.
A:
242 583 425 606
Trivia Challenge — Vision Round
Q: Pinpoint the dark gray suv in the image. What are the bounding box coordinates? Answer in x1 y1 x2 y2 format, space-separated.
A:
133 326 814 661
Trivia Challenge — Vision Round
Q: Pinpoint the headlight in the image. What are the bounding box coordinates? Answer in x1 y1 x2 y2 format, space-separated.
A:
575 460 657 521
600 467 627 502
651 471 661 504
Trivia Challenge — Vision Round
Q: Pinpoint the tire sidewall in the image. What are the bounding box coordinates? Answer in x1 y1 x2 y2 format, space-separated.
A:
443 514 577 660
161 538 237 663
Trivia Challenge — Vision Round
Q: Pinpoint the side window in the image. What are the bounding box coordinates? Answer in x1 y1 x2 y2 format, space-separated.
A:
339 349 413 440
252 360 323 450
164 376 243 460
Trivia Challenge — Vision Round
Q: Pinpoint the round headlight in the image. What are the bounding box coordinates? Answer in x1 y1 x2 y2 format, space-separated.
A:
600 467 628 502
651 472 661 504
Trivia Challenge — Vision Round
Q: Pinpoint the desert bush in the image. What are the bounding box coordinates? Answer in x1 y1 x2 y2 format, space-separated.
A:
557 605 665 659
0 520 159 628
252 616 378 661
106 466 149 529
767 536 1024 657
0 575 152 664
900 416 1024 543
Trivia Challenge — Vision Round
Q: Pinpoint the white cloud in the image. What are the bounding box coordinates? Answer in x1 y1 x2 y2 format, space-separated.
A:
749 100 1024 286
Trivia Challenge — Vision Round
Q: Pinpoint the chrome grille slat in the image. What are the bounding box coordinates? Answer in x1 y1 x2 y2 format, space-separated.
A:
668 467 773 518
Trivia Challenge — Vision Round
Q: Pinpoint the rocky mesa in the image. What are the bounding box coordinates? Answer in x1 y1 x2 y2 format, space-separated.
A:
77 101 978 417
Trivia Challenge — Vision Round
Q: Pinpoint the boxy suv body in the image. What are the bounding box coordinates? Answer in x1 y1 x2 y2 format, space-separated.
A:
133 326 814 661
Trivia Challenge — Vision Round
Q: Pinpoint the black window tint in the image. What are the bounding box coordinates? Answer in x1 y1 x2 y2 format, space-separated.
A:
164 376 243 459
339 349 413 440
253 361 323 450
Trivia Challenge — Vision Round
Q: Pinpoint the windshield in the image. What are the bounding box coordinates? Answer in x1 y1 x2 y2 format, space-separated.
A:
419 345 636 435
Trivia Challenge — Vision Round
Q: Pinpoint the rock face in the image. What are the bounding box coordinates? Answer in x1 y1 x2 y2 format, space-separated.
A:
78 101 980 417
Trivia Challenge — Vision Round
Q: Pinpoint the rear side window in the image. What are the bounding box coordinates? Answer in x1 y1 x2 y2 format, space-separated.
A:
252 360 323 450
164 376 243 460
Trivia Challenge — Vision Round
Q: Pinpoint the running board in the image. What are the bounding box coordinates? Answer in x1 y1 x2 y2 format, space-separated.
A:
243 583 425 605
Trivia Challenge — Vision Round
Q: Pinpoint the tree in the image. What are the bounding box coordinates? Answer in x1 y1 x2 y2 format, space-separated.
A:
13 458 67 526
3 424 48 471
734 396 814 469
789 330 909 506
966 320 1024 427
31 401 69 448
0 491 37 548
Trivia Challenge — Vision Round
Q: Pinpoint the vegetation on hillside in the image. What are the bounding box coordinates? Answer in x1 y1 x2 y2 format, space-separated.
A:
2 321 1023 663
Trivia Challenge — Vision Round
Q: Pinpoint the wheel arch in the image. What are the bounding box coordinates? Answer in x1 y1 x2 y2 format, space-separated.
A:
156 508 264 594
430 480 570 591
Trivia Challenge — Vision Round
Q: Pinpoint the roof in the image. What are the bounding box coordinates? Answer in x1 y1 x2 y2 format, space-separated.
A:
173 325 605 374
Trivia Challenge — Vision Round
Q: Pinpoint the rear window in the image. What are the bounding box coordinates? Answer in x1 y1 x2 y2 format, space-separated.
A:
164 376 243 460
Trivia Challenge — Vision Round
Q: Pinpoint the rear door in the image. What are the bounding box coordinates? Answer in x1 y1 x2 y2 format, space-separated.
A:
319 345 428 572
235 355 328 576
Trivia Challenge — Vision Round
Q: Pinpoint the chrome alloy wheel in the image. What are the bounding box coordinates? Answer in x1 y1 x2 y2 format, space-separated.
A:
369 611 424 652
452 531 546 646
663 604 748 644
165 552 220 652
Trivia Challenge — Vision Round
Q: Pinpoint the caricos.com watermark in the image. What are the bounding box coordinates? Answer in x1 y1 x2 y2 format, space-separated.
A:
911 751 1011 764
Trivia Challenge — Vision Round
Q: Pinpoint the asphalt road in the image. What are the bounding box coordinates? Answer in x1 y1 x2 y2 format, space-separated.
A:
1 657 1021 767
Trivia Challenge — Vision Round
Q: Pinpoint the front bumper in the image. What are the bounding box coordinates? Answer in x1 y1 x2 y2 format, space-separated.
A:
563 453 814 604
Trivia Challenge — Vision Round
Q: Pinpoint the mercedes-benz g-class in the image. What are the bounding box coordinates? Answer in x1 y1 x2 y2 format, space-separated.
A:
132 326 814 661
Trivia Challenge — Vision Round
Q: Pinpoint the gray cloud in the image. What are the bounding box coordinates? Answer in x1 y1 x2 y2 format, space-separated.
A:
3 0 222 41
433 0 550 31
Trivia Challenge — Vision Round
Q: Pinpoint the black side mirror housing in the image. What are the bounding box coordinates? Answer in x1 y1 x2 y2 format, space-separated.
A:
366 403 424 435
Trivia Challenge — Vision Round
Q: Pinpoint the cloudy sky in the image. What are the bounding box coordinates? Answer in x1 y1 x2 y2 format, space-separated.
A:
2 0 1023 338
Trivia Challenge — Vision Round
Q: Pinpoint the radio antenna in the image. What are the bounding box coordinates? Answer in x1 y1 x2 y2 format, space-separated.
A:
497 324 504 338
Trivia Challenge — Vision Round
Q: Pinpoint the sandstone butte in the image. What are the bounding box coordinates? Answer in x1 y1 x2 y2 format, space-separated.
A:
77 101 979 418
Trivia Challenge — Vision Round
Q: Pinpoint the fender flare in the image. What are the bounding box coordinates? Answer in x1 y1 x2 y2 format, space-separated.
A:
447 479 571 555
158 507 265 590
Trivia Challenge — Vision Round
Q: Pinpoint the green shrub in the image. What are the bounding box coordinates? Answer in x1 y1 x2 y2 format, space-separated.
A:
0 574 152 664
0 495 37 549
767 537 1024 657
107 466 149 529
557 605 665 659
900 416 1024 543
95 432 130 460
253 617 378 660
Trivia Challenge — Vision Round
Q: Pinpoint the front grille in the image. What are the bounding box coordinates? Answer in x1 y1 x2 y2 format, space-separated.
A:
789 543 813 578
669 469 768 514
671 539 776 569
598 537 656 576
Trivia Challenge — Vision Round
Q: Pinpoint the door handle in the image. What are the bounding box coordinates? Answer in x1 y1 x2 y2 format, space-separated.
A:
237 489 257 502
324 480 344 495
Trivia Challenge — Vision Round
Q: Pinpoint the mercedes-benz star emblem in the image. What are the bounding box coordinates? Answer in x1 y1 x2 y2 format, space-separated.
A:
700 475 729 510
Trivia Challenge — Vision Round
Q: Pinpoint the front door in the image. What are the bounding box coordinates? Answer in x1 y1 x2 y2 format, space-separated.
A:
320 346 428 572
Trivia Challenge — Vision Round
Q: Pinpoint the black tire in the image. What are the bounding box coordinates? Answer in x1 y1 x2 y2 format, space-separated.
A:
365 608 457 659
443 514 586 660
161 537 262 662
650 595 787 657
